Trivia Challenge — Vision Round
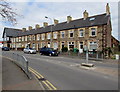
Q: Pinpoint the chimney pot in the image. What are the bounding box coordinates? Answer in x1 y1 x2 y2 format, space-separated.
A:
28 26 32 30
83 10 89 20
106 3 110 15
67 16 72 23
22 28 26 32
43 22 48 27
35 24 40 29
54 19 59 25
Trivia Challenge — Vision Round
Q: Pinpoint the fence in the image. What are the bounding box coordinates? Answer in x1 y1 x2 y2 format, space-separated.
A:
60 51 103 61
2 51 31 79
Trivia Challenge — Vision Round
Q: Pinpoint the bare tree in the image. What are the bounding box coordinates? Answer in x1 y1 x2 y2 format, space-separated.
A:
0 0 18 25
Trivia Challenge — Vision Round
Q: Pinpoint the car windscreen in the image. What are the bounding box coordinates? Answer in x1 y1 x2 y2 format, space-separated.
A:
29 48 34 50
47 48 53 51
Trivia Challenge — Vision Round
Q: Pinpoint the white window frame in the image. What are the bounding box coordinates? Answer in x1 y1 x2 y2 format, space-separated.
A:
25 36 27 41
69 30 74 38
89 27 97 37
60 31 65 38
37 34 40 41
53 32 57 39
53 42 58 49
47 33 51 39
41 34 45 40
79 28 85 37
68 41 74 50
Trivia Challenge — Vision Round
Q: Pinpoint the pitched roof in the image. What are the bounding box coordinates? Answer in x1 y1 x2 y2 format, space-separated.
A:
3 13 110 37
2 28 22 38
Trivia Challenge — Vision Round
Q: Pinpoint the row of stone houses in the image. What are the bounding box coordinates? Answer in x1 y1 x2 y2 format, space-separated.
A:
2 3 119 53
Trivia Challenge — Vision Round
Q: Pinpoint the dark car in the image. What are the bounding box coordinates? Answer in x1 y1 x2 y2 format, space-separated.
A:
2 47 10 51
40 47 58 56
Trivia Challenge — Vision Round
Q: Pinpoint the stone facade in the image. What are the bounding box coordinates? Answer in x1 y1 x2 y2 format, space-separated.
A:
2 3 116 53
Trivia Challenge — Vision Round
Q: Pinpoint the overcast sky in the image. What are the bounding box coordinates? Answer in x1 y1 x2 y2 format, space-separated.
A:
0 0 119 41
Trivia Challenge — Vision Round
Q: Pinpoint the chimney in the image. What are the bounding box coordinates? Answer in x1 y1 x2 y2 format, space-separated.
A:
106 3 110 15
83 10 89 20
35 24 40 29
28 26 32 30
43 22 48 27
54 19 59 25
22 28 26 32
67 16 72 23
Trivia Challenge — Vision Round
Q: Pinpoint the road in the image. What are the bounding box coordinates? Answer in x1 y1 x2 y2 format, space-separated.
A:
2 51 118 90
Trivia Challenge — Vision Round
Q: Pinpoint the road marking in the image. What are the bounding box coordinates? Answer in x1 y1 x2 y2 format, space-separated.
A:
29 67 57 90
29 67 44 78
45 80 57 90
42 81 53 90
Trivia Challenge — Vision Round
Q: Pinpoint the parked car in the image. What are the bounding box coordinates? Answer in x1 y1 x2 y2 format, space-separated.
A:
23 48 36 54
39 47 59 56
2 47 10 51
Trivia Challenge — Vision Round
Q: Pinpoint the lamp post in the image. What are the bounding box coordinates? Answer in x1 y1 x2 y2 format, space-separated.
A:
45 16 53 48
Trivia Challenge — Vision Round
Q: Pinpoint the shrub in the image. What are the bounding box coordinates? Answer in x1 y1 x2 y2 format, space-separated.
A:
61 47 68 52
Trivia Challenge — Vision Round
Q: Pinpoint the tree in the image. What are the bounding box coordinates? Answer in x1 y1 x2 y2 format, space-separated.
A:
0 0 18 25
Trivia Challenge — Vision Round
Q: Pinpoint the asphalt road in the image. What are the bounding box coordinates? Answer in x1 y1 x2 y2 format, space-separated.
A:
2 51 118 90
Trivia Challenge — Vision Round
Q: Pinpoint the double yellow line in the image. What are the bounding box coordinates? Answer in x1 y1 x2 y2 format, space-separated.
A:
28 67 57 90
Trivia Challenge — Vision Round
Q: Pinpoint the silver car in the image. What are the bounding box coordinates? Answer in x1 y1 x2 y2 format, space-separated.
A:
23 48 36 54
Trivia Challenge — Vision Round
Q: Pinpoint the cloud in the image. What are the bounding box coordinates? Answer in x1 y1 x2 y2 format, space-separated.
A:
0 2 119 41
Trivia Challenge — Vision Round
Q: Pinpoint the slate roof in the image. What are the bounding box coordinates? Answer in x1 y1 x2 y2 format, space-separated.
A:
3 13 110 38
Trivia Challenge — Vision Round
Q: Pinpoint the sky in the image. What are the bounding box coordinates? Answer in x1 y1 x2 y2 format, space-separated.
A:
0 0 119 41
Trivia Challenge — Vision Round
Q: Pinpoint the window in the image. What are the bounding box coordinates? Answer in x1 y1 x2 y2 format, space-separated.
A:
33 35 36 40
53 32 57 39
69 30 74 38
90 28 96 36
22 36 24 41
79 29 84 37
60 31 65 38
16 37 18 42
19 37 22 42
53 42 58 49
89 42 97 51
41 34 45 40
37 34 40 40
41 42 45 48
68 42 74 50
89 17 95 21
29 35 31 41
27 36 29 41
47 33 51 39
32 43 35 49
25 36 27 41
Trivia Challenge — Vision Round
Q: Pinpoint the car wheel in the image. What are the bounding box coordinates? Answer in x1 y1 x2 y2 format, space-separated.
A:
40 53 42 55
49 53 52 56
28 51 31 54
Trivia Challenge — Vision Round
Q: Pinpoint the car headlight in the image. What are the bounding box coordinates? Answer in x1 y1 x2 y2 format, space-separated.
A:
52 52 55 54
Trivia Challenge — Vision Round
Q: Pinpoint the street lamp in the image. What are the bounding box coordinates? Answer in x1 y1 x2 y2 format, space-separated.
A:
45 16 53 48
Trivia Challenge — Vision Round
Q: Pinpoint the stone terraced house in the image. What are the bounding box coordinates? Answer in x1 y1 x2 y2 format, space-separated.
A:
2 3 119 53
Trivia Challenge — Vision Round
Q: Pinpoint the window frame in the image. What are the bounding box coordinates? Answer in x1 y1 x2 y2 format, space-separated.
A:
60 31 65 38
69 30 74 38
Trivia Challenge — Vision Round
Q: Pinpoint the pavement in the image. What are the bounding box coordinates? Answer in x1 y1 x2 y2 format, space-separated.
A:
2 56 43 90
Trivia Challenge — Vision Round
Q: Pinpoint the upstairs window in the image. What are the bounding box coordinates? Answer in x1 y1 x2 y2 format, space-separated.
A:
53 32 57 39
60 31 65 38
37 34 40 40
69 30 74 38
33 35 36 40
47 33 51 39
79 29 85 37
41 34 45 40
89 27 97 37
